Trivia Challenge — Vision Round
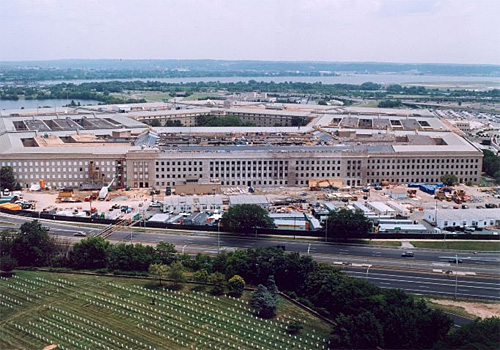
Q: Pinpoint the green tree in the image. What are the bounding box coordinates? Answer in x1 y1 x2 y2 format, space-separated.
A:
148 119 161 127
286 320 303 335
326 209 373 241
12 220 57 266
440 173 458 186
209 272 226 295
494 170 500 184
107 243 156 271
435 317 500 350
0 166 15 191
0 229 14 258
250 284 277 319
0 255 18 272
360 82 381 90
193 268 209 283
167 261 186 288
378 100 402 108
266 275 279 296
149 263 169 286
70 236 110 269
221 204 274 233
227 275 245 297
483 150 500 183
330 311 384 349
155 242 177 265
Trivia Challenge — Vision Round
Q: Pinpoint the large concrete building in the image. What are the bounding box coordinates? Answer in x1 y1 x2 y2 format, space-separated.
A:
0 103 484 191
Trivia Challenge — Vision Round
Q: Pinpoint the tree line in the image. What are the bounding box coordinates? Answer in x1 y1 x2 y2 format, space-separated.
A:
2 220 498 348
2 80 498 103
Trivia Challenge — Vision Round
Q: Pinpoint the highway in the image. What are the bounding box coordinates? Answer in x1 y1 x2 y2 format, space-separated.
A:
2 213 500 301
345 267 500 301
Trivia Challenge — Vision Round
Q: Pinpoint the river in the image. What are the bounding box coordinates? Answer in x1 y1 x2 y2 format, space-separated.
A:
1 73 499 110
37 73 500 87
0 99 99 111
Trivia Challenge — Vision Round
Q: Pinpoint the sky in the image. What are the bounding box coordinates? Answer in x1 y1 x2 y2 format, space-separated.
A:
1 0 499 64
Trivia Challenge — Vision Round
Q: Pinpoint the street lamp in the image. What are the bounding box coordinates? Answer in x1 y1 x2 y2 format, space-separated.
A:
217 220 221 254
454 254 459 299
324 217 328 243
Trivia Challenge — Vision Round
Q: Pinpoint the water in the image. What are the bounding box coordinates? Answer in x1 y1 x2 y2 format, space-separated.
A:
1 73 499 110
0 99 99 111
38 73 500 87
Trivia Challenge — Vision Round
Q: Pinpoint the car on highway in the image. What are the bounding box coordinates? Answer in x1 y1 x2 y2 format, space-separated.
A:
448 258 463 263
42 226 50 231
401 251 415 257
74 232 87 237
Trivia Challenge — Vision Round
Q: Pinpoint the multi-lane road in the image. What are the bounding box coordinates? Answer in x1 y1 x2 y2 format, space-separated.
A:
2 213 499 301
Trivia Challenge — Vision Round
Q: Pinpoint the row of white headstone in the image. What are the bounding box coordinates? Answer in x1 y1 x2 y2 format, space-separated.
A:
49 306 156 349
90 283 321 348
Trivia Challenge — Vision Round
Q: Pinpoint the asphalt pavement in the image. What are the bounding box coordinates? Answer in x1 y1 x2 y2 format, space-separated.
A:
2 213 500 301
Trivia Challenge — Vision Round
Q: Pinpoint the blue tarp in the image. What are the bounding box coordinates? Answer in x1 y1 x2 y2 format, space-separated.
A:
409 183 444 195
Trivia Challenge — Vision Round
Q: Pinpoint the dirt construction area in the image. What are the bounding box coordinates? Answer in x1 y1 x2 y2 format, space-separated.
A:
21 188 156 219
430 299 500 319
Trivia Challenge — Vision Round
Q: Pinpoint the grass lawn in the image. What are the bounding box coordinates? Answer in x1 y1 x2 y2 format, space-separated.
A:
344 240 402 247
110 91 171 102
0 271 330 350
365 240 402 247
183 93 220 101
410 241 500 251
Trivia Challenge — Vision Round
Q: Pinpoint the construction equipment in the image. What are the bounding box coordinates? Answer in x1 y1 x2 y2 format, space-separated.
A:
99 177 116 201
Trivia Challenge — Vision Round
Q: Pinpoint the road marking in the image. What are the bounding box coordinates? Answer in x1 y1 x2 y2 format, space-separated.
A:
346 271 500 287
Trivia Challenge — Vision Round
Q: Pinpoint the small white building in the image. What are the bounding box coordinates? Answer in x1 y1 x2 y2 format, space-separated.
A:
163 196 195 213
148 213 171 223
366 201 396 216
378 224 428 234
229 195 269 208
386 201 411 217
387 188 408 200
353 202 375 216
163 195 223 214
424 208 500 229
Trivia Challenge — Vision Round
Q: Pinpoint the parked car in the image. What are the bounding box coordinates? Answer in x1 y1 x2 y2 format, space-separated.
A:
448 258 463 263
464 227 475 233
401 251 415 257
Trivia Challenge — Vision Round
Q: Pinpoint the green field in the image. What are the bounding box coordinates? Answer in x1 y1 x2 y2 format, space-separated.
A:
410 241 500 251
365 240 402 247
0 271 330 350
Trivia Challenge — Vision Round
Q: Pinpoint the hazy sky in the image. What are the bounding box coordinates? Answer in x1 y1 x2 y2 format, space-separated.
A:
1 0 499 64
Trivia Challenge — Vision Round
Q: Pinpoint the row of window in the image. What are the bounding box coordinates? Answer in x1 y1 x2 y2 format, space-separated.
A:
368 170 478 177
368 177 479 184
368 164 479 170
367 158 479 164
0 160 116 167
156 161 202 166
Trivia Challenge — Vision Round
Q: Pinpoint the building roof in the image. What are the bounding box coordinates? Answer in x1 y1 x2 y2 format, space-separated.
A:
229 195 269 205
429 208 500 221
367 201 396 213
379 224 428 231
